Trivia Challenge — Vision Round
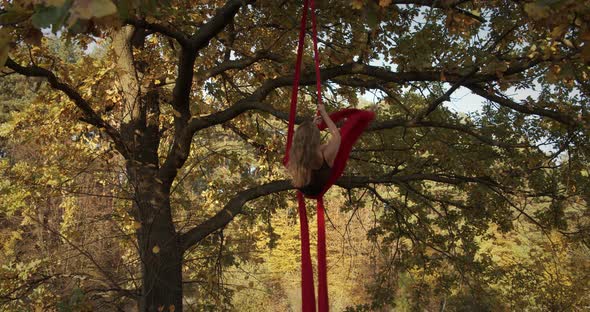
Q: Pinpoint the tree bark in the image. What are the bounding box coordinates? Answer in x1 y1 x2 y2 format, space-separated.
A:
133 176 183 312
112 25 184 312
125 146 183 312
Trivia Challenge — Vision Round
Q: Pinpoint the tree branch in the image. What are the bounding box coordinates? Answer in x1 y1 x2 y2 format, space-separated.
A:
370 118 531 148
414 67 480 120
222 122 268 153
191 0 254 52
467 84 581 127
125 18 190 46
158 0 254 185
195 51 282 80
182 63 475 133
180 180 291 251
162 57 545 184
179 172 499 251
5 58 128 157
185 47 550 134
391 0 486 23
185 99 529 148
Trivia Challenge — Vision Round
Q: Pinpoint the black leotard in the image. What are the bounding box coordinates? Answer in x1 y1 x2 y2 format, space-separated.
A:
298 159 332 197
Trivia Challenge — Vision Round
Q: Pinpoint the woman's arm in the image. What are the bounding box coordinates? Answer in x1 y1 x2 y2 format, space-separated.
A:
318 103 341 167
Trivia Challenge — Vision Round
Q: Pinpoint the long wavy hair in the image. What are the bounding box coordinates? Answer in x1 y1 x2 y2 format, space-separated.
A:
287 119 321 187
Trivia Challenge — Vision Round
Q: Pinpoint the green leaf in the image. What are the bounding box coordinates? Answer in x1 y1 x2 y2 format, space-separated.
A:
0 9 32 25
0 29 9 69
523 3 551 20
141 0 158 14
366 4 379 30
117 0 131 20
582 44 590 63
75 0 118 19
31 2 72 32
68 19 89 34
537 0 561 6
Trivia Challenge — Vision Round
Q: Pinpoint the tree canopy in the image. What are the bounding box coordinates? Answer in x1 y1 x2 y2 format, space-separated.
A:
1 0 589 311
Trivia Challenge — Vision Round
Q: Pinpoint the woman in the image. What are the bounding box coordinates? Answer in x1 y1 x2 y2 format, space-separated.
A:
287 103 341 197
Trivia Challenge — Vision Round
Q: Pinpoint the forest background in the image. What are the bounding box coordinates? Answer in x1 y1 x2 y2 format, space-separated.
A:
0 0 589 311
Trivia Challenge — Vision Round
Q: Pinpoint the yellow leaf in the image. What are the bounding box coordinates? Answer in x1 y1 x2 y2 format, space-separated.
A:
12 231 22 240
74 0 118 19
562 39 574 48
379 0 392 7
172 109 182 118
152 245 160 254
550 25 566 39
351 0 364 10
523 3 550 20
352 63 365 73
46 0 67 5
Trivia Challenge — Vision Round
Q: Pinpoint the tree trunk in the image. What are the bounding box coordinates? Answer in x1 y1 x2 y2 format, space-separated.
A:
112 25 184 311
133 175 184 312
137 211 183 312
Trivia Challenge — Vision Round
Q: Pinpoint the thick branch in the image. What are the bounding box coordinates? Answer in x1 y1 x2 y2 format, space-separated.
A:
183 64 474 132
187 100 298 132
370 118 531 148
179 173 498 251
246 59 545 104
467 84 580 127
180 180 291 251
159 48 197 185
415 67 480 120
5 58 128 157
391 0 469 6
158 0 254 185
195 51 282 80
186 54 546 136
164 58 544 183
159 99 303 183
335 173 500 189
191 0 254 52
125 18 190 46
185 99 528 148
392 0 486 23
112 26 142 123
222 122 268 153
248 63 447 101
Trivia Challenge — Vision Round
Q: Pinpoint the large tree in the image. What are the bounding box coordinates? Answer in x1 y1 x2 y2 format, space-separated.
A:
1 0 589 311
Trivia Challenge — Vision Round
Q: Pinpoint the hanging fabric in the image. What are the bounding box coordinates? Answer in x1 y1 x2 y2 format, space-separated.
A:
283 0 375 311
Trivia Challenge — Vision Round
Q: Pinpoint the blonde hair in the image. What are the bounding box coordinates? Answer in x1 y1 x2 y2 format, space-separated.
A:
287 120 321 187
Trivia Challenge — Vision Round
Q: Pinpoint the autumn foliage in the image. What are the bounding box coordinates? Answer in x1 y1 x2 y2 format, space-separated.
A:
1 0 589 311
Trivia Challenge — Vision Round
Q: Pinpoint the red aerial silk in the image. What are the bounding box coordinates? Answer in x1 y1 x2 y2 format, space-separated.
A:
283 0 375 311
